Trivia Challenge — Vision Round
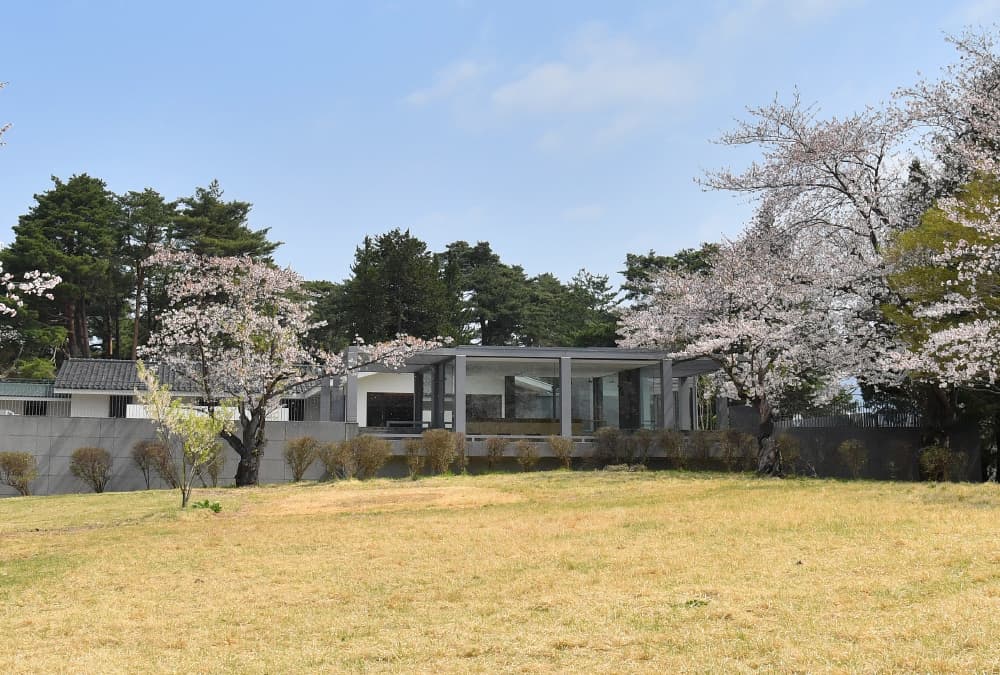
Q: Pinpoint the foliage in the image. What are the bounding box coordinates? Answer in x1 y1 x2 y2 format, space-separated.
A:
141 247 437 486
69 447 113 493
622 244 718 305
135 361 233 507
719 431 755 472
658 430 685 469
920 444 952 482
548 435 573 469
422 429 456 475
775 435 802 475
592 427 628 466
317 441 354 480
131 440 169 489
352 435 391 480
190 499 222 513
0 451 38 496
195 445 226 488
837 439 869 479
149 442 180 488
451 432 468 474
485 437 507 470
514 440 539 472
170 180 279 259
284 436 319 482
404 438 424 479
342 229 452 344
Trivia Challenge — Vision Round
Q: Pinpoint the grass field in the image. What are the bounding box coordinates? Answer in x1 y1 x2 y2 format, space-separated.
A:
2 472 1000 673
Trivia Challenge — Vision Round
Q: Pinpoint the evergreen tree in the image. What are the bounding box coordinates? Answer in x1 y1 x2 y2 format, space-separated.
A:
2 175 121 357
169 180 279 259
120 188 173 358
341 229 451 343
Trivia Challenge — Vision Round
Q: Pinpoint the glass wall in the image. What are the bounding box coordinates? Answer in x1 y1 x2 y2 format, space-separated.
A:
569 360 660 433
465 358 560 435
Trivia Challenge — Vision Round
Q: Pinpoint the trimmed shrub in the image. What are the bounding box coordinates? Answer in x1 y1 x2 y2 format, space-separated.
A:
317 440 354 480
630 429 655 464
593 427 626 467
837 439 868 479
196 444 226 487
284 436 319 482
0 451 38 496
404 438 424 479
548 435 573 469
131 440 167 489
919 444 967 482
775 435 801 475
485 437 507 471
423 429 455 475
70 446 113 493
515 440 539 472
353 435 391 479
451 432 468 474
658 430 685 469
720 430 756 472
149 442 180 488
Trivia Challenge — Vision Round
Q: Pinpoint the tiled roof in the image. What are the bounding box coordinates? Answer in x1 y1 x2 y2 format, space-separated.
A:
54 359 198 393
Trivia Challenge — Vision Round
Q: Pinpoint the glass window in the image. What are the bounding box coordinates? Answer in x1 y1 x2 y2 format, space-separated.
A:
465 358 559 436
569 359 660 433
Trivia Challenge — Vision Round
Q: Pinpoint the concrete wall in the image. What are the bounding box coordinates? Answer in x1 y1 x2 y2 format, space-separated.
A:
356 372 414 427
70 393 110 418
0 417 355 497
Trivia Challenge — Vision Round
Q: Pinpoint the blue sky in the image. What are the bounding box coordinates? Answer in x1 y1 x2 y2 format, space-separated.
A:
1 1 997 285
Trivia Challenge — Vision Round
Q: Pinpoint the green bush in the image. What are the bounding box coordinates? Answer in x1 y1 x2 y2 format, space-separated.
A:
70 446 113 493
131 440 167 489
196 444 226 487
423 429 455 475
0 451 38 496
548 435 573 469
284 436 319 482
837 439 868 479
191 499 222 513
515 440 539 472
404 438 424 479
451 432 468 474
353 435 392 479
485 437 507 471
317 440 354 479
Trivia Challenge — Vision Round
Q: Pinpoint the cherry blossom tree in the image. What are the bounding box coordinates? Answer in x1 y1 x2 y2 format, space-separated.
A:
620 217 856 475
141 249 438 486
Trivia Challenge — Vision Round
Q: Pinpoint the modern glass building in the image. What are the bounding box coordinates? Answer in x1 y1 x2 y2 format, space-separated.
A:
335 346 719 436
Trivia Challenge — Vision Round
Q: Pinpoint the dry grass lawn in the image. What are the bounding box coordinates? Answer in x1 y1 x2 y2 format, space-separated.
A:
2 472 1000 673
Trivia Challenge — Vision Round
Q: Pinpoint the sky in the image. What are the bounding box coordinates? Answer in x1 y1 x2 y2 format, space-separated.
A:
1 0 998 286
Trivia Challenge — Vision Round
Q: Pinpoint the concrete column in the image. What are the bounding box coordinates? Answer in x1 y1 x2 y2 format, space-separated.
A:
413 371 424 429
432 362 445 428
319 377 332 422
345 373 358 425
660 360 674 430
715 396 730 430
678 377 692 431
559 357 572 438
454 355 467 434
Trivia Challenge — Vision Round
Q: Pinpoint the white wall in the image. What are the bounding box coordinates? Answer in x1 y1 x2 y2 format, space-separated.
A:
356 372 414 427
71 393 109 418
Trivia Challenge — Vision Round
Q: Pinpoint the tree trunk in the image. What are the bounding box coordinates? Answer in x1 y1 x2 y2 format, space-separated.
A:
132 266 145 360
76 297 91 358
755 396 782 476
225 410 267 487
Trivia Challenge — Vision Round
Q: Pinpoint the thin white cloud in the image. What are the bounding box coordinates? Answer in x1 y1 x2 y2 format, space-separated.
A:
491 27 695 115
405 60 486 106
715 0 861 39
